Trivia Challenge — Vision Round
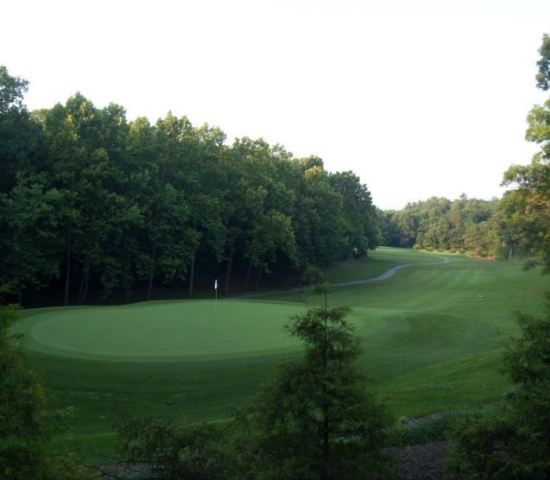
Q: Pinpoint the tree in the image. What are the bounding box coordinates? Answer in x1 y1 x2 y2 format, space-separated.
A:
536 33 550 91
378 196 500 256
295 160 349 266
329 171 379 257
0 177 63 301
1 66 383 304
500 33 550 272
0 289 91 479
0 66 44 193
250 293 390 479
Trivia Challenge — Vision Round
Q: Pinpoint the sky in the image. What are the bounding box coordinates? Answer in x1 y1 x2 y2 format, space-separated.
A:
2 0 549 209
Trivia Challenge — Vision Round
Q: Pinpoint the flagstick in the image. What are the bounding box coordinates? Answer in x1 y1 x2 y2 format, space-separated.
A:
214 278 218 314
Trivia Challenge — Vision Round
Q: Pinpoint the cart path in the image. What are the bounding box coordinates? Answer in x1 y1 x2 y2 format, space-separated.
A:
243 256 450 298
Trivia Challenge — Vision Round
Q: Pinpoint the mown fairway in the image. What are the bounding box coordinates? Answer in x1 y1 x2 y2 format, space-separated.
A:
16 247 548 460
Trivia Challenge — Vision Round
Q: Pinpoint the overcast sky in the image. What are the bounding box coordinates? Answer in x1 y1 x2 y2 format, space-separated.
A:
2 0 549 209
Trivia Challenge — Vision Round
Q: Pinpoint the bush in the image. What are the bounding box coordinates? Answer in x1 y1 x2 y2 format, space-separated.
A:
0 301 92 480
391 410 488 447
447 299 550 478
117 416 227 480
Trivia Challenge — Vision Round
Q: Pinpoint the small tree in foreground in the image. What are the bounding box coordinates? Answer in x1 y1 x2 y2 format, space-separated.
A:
250 297 391 479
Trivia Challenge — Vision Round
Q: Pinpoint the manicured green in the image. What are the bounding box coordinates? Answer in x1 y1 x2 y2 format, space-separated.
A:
16 247 548 461
16 301 306 360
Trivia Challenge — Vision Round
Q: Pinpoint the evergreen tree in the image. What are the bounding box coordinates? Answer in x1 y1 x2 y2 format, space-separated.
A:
250 289 390 479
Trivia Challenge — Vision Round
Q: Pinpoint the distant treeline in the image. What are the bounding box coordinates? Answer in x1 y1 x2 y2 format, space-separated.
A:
378 194 525 259
0 67 380 305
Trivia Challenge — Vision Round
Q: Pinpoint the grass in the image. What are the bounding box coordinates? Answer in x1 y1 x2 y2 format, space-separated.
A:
15 246 549 461
15 300 306 360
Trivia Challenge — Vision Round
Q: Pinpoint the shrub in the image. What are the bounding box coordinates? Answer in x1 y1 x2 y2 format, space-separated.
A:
447 299 550 478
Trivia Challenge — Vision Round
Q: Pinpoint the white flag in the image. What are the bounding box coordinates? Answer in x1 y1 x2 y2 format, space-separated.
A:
214 279 218 290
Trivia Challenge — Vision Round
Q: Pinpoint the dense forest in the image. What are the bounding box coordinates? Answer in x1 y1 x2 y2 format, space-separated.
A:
378 159 548 262
0 67 380 305
1 42 549 307
378 196 504 257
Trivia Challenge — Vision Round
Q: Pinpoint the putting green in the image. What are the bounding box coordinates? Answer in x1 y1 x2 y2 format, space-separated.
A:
17 299 385 361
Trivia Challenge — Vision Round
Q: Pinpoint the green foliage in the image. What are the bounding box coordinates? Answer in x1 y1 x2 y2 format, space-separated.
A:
248 302 391 479
390 410 478 447
500 33 550 272
1 176 63 295
0 299 92 479
447 299 550 478
0 66 44 194
536 33 550 91
329 171 380 256
379 195 500 257
0 66 380 304
118 416 226 480
446 410 515 479
0 66 28 113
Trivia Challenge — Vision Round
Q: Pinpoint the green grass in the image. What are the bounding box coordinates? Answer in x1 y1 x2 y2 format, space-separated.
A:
16 300 306 360
16 247 549 461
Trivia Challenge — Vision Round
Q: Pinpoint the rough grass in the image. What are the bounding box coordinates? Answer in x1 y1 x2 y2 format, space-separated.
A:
16 247 548 462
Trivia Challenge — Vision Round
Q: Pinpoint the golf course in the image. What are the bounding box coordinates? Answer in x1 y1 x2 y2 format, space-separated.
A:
14 247 548 460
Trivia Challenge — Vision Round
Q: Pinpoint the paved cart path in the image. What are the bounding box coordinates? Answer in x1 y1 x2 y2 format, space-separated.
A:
244 256 450 298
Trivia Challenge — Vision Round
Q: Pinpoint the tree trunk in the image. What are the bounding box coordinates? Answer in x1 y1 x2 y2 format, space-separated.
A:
255 268 263 291
82 262 90 304
243 261 253 292
146 266 154 301
146 248 157 301
122 248 132 299
78 259 90 304
78 264 85 303
188 254 196 298
322 413 329 480
321 310 329 480
64 247 72 306
225 240 235 295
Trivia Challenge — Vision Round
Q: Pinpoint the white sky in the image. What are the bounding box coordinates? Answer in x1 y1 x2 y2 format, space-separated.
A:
2 0 549 209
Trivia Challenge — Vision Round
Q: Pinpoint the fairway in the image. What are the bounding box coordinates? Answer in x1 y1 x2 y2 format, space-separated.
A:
15 247 549 461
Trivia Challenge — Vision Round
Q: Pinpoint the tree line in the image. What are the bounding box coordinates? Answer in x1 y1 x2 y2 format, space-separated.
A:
378 196 504 257
378 157 547 262
0 67 380 305
378 33 550 264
